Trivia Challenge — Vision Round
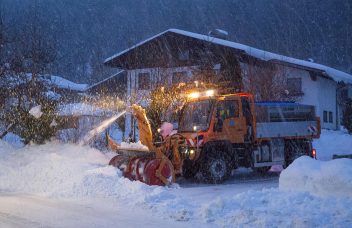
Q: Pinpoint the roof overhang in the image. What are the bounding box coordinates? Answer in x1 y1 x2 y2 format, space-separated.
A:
104 29 248 69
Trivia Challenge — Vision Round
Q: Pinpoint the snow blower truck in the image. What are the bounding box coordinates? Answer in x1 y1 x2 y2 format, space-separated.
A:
108 91 320 186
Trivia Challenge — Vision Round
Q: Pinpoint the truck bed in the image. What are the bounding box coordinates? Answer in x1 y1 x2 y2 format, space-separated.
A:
255 102 319 138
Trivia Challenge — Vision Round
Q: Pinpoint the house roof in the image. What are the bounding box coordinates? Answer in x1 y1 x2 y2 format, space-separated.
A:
44 75 88 92
0 74 88 91
86 70 125 91
105 28 352 84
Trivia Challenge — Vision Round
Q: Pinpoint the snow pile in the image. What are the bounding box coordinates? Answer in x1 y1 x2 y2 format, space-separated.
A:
29 105 43 119
45 90 61 100
1 132 24 148
120 141 149 150
0 140 14 154
313 129 352 160
0 142 165 200
279 156 352 198
199 189 352 227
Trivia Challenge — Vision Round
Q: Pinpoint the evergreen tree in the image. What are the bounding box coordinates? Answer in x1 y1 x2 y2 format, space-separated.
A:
6 98 58 144
0 3 59 144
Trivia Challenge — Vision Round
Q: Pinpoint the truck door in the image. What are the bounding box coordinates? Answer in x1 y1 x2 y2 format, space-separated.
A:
212 99 247 143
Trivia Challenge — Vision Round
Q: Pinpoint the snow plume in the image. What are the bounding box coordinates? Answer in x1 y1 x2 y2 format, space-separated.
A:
279 156 352 198
79 110 126 145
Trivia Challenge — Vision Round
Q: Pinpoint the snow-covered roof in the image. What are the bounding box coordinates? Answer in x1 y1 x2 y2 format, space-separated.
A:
44 75 88 92
86 70 125 90
0 74 88 91
105 28 352 84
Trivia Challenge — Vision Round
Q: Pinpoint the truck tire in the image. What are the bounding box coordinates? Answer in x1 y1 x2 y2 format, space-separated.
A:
199 142 231 184
284 140 311 168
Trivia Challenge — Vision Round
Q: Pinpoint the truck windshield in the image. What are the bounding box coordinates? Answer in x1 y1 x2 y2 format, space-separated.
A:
179 99 214 132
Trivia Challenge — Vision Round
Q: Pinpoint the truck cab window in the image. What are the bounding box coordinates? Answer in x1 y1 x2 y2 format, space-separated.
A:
214 100 239 132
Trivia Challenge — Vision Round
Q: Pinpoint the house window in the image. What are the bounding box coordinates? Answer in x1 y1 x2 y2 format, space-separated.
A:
328 111 333 123
172 72 189 84
287 78 302 95
323 111 328 123
138 73 150 90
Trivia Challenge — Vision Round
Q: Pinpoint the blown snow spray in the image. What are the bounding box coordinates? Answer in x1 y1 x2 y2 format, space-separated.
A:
79 110 126 146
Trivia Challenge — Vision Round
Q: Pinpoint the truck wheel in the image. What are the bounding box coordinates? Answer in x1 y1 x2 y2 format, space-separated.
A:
284 140 312 168
200 146 231 184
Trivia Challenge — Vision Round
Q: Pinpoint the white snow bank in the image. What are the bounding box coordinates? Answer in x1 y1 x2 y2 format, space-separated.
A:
313 129 352 160
279 156 352 198
1 133 24 148
0 140 14 154
199 189 352 227
0 142 165 199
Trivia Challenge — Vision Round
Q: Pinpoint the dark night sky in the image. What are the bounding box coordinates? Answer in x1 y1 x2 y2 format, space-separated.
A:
1 0 351 83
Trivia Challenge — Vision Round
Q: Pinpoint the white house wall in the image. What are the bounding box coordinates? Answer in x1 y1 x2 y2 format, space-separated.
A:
285 67 337 130
318 77 337 129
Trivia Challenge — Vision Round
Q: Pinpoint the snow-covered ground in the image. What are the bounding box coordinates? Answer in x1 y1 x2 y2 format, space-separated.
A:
280 156 352 198
0 130 351 227
313 129 352 160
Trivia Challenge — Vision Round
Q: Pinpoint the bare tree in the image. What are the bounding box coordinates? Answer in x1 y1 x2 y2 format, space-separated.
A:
244 60 297 102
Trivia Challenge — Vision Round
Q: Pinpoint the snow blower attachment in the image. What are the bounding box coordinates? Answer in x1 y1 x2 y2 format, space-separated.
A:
108 104 177 186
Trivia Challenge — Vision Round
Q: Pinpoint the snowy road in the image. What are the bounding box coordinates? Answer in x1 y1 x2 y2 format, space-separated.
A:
0 193 185 228
0 171 279 228
176 169 279 203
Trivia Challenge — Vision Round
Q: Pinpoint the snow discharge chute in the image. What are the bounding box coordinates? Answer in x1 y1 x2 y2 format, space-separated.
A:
108 105 176 186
